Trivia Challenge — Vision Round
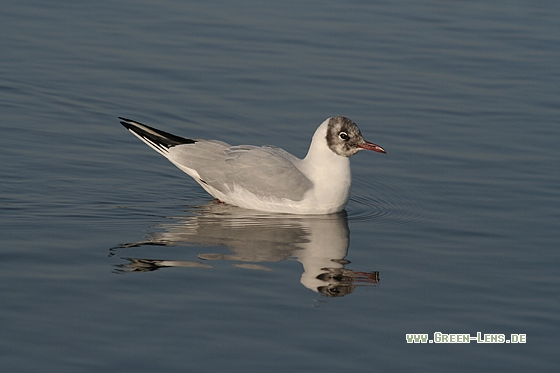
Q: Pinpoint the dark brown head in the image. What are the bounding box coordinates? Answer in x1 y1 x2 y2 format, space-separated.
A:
325 116 386 157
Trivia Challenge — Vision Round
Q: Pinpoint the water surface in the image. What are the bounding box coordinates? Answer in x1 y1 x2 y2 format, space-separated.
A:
2 0 559 372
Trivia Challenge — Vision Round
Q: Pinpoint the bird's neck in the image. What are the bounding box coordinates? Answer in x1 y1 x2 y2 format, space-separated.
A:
301 133 352 210
302 121 351 180
302 147 351 188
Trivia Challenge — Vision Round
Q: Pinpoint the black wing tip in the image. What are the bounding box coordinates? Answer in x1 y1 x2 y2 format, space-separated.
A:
118 116 197 146
118 117 143 129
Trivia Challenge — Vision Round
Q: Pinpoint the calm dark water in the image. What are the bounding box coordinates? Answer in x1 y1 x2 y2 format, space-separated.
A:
2 0 559 372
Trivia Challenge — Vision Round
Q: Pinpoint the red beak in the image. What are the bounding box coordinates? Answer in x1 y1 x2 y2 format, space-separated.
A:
358 141 386 154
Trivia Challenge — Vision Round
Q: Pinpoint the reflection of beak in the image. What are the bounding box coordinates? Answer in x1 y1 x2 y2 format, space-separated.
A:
358 141 387 154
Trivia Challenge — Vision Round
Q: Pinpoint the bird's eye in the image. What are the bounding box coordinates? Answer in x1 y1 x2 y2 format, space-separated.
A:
339 132 349 141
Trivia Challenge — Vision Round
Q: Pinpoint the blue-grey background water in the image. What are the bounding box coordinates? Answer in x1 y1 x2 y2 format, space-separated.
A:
2 0 559 371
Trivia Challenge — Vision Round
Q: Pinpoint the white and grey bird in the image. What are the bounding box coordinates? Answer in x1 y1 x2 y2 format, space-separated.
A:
119 116 386 214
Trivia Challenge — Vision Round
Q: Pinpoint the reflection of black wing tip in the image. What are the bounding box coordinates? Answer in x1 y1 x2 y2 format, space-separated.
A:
110 240 170 250
119 117 197 149
113 257 166 274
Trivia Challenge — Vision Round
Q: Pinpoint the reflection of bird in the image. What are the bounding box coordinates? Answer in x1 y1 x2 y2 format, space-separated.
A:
119 116 385 214
112 203 379 296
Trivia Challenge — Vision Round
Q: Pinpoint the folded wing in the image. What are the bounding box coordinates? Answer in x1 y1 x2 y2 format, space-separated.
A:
168 144 313 201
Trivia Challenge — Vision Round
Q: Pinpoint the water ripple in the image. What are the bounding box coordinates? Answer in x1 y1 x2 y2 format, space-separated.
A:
346 182 424 227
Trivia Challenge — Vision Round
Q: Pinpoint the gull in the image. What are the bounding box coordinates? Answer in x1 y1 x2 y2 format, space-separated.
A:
119 116 385 214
